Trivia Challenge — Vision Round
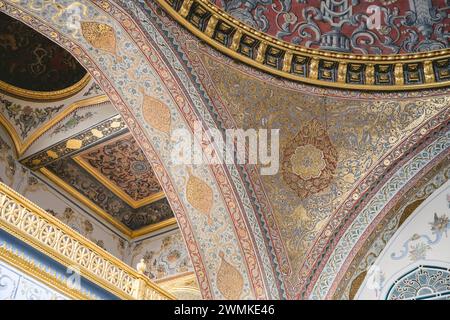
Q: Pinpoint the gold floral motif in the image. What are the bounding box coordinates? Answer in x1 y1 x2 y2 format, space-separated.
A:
142 94 172 134
186 169 213 223
81 22 117 57
282 119 338 199
290 144 327 180
216 252 243 300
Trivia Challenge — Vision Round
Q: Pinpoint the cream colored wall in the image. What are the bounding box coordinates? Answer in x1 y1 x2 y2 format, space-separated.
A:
356 180 450 300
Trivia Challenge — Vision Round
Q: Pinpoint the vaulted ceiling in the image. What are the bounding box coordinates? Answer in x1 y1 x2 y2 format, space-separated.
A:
0 11 175 238
212 0 450 54
0 0 448 301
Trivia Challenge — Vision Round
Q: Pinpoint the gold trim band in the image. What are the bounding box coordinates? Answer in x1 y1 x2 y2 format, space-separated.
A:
0 73 91 101
39 168 177 239
73 132 166 209
0 182 175 300
0 244 95 300
155 0 450 91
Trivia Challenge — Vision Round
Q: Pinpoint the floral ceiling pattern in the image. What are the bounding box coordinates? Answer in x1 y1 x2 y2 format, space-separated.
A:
78 134 162 203
212 0 450 54
0 0 449 301
46 157 173 230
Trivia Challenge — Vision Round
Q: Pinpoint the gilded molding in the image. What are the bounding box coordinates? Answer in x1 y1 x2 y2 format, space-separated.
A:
38 168 177 239
20 114 127 170
0 244 95 300
0 182 175 300
229 30 242 52
155 0 450 90
204 15 218 38
0 95 110 158
71 133 166 209
74 155 166 209
0 74 91 101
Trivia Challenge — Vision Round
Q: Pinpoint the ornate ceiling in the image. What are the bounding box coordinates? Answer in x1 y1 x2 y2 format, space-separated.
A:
0 0 448 301
212 0 450 54
45 156 173 231
0 10 175 236
0 12 88 99
20 112 176 236
154 0 450 90
0 52 175 239
75 134 164 208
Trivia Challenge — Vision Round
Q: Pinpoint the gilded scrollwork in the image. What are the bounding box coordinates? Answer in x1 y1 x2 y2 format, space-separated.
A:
154 0 450 90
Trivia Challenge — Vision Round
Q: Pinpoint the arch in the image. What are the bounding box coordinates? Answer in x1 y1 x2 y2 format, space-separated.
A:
386 265 450 300
0 0 281 299
339 158 450 299
297 108 450 299
311 143 450 299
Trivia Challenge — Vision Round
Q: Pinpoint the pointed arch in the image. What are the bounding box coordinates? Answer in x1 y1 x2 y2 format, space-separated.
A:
0 0 281 299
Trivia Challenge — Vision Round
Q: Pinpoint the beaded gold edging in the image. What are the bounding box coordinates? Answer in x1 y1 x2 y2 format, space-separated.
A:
156 0 450 91
0 244 96 300
0 74 91 101
0 182 175 300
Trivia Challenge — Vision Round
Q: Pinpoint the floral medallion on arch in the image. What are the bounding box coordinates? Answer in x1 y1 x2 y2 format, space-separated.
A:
282 119 338 199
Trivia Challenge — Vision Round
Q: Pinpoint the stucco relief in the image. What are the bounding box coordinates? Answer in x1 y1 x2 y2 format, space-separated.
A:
131 230 194 280
183 45 449 296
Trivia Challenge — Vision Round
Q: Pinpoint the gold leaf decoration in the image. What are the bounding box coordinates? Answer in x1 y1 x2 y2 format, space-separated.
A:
142 95 171 134
186 169 213 223
216 252 244 300
81 22 117 56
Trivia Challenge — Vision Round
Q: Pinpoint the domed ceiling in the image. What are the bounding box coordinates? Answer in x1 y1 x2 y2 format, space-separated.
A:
212 0 450 54
155 0 450 90
0 12 88 99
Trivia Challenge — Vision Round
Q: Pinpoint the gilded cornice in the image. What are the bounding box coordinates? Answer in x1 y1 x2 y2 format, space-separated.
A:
155 0 450 91
0 74 91 101
0 95 110 158
39 167 177 239
0 244 96 300
20 114 128 170
156 272 201 299
0 182 176 300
